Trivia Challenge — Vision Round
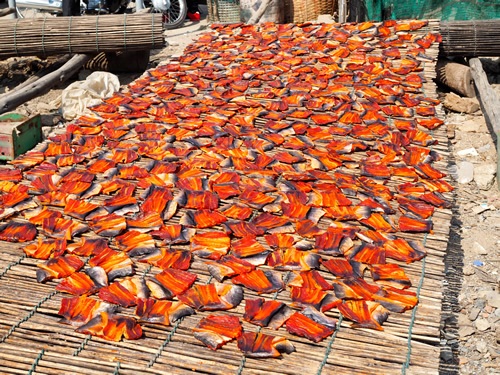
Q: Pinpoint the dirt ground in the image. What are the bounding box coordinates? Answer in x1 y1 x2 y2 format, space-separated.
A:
0 14 499 375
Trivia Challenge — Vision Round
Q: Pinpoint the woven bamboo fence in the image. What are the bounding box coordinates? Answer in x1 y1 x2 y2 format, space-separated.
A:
0 13 165 59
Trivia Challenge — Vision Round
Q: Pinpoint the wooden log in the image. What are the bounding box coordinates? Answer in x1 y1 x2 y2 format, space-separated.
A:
436 59 475 98
0 13 164 59
469 57 500 190
0 54 91 115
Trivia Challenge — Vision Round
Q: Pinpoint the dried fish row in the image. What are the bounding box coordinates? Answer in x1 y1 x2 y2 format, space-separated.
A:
0 19 447 358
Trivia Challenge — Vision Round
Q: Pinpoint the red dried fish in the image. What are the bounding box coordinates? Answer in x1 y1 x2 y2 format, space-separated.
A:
191 231 231 259
232 269 283 294
56 271 104 296
76 312 142 341
127 212 163 232
24 237 66 259
37 255 84 283
99 276 148 307
42 216 88 240
147 268 197 299
205 255 255 282
231 236 267 259
89 247 134 280
398 214 433 232
67 237 110 257
383 238 426 263
58 296 114 325
64 199 99 220
193 314 242 350
267 247 320 271
178 282 243 311
237 331 295 358
115 230 156 257
150 224 195 244
337 300 388 330
285 307 336 342
0 221 37 242
135 298 194 325
89 213 127 237
244 298 292 329
322 258 362 279
370 263 411 289
179 210 227 229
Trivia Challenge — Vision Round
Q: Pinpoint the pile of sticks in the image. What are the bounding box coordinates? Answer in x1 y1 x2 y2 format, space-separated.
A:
0 13 164 59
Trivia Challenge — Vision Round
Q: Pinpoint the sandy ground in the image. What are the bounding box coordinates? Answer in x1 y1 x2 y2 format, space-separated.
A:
0 12 499 374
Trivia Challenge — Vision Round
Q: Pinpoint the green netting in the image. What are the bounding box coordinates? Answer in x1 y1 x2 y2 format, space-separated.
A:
364 0 500 21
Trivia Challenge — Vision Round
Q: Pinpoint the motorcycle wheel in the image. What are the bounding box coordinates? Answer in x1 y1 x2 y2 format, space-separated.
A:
153 0 187 29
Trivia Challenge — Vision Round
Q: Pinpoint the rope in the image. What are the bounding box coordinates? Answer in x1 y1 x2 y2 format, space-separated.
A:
236 272 291 375
316 314 343 375
148 275 214 368
27 349 45 375
0 290 57 343
123 13 127 51
42 14 47 57
113 361 121 375
147 317 183 368
401 232 429 374
73 335 92 356
14 18 19 56
151 13 155 49
0 254 26 279
68 17 73 54
96 15 100 51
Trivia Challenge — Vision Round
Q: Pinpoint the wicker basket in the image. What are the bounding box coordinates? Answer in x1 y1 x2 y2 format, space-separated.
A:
284 0 337 23
207 0 241 23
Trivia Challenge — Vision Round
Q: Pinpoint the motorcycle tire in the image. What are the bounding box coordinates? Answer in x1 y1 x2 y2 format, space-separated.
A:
152 0 187 29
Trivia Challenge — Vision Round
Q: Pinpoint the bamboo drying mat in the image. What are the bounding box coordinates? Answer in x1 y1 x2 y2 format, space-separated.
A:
0 20 452 375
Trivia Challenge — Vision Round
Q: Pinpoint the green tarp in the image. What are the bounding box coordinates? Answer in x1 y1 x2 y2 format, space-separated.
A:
364 0 500 21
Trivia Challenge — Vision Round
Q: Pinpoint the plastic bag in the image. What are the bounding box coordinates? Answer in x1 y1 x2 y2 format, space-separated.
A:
61 71 120 121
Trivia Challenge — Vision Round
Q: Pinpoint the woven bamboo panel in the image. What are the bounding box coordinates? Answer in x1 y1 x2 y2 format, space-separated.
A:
0 19 449 375
284 0 337 23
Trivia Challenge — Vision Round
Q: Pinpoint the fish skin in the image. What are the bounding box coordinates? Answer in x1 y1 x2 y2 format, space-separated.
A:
76 312 142 341
337 300 388 330
56 271 100 296
135 298 194 325
191 231 231 260
177 282 243 311
285 309 335 343
206 255 255 282
23 237 66 260
237 332 295 358
243 298 291 328
148 269 197 299
58 296 115 326
193 314 242 350
231 269 284 294
0 221 38 242
36 255 85 283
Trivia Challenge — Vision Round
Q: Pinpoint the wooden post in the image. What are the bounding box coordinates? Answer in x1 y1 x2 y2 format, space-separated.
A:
338 0 347 23
469 57 500 190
